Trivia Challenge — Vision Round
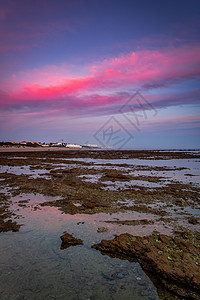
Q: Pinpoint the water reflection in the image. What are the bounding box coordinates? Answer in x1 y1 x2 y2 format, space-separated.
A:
0 193 179 300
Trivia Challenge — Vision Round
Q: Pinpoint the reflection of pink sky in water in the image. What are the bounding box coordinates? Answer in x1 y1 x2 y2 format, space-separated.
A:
8 193 175 242
1 193 199 300
22 204 196 243
3 152 200 241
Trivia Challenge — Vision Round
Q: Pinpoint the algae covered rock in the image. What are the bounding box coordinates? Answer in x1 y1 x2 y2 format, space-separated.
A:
92 231 200 299
60 233 83 249
97 227 109 233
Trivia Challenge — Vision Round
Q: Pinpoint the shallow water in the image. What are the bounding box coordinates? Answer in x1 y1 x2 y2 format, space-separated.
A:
0 165 50 179
0 193 177 300
63 157 200 185
1 155 200 185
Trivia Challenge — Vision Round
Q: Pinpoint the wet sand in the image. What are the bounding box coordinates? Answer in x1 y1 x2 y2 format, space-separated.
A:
0 146 79 152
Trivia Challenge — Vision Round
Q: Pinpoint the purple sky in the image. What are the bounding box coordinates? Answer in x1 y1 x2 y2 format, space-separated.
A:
0 0 200 148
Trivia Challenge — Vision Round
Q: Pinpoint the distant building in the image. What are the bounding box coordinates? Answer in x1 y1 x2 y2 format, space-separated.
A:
82 144 99 148
65 143 82 149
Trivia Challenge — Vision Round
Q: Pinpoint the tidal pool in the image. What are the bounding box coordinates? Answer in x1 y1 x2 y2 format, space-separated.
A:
0 193 179 300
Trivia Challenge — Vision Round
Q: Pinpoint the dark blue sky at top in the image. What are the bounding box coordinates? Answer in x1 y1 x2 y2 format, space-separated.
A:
1 0 200 74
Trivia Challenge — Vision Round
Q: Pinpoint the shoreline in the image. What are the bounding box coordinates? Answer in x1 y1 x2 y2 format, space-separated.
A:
0 146 200 153
0 146 83 152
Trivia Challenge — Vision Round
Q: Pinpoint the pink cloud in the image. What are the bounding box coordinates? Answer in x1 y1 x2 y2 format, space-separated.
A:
94 45 200 86
20 44 200 90
0 43 200 115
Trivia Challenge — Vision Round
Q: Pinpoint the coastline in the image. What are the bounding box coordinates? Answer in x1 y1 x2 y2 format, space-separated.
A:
0 146 82 152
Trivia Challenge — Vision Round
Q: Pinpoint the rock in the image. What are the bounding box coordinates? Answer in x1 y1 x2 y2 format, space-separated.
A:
0 219 21 232
92 231 200 300
105 219 154 226
102 271 116 280
188 217 199 225
97 227 108 233
82 199 107 209
101 170 131 181
60 233 83 249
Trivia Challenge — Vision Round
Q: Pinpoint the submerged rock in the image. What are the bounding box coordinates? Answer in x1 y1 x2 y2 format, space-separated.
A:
92 231 200 299
0 192 22 232
60 233 83 249
97 227 109 233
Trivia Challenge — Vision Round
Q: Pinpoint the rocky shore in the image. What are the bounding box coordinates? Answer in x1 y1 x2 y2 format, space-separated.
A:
0 149 199 299
92 231 200 299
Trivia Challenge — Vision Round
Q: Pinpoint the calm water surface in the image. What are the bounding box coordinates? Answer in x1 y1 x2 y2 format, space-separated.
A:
0 192 179 300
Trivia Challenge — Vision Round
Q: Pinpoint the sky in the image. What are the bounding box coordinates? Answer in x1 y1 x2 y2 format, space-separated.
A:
0 0 200 149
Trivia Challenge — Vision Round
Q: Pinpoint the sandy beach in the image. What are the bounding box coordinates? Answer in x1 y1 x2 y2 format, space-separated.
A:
0 146 82 152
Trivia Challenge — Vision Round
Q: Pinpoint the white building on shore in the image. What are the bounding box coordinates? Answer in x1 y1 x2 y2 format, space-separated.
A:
65 143 82 149
82 144 98 148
